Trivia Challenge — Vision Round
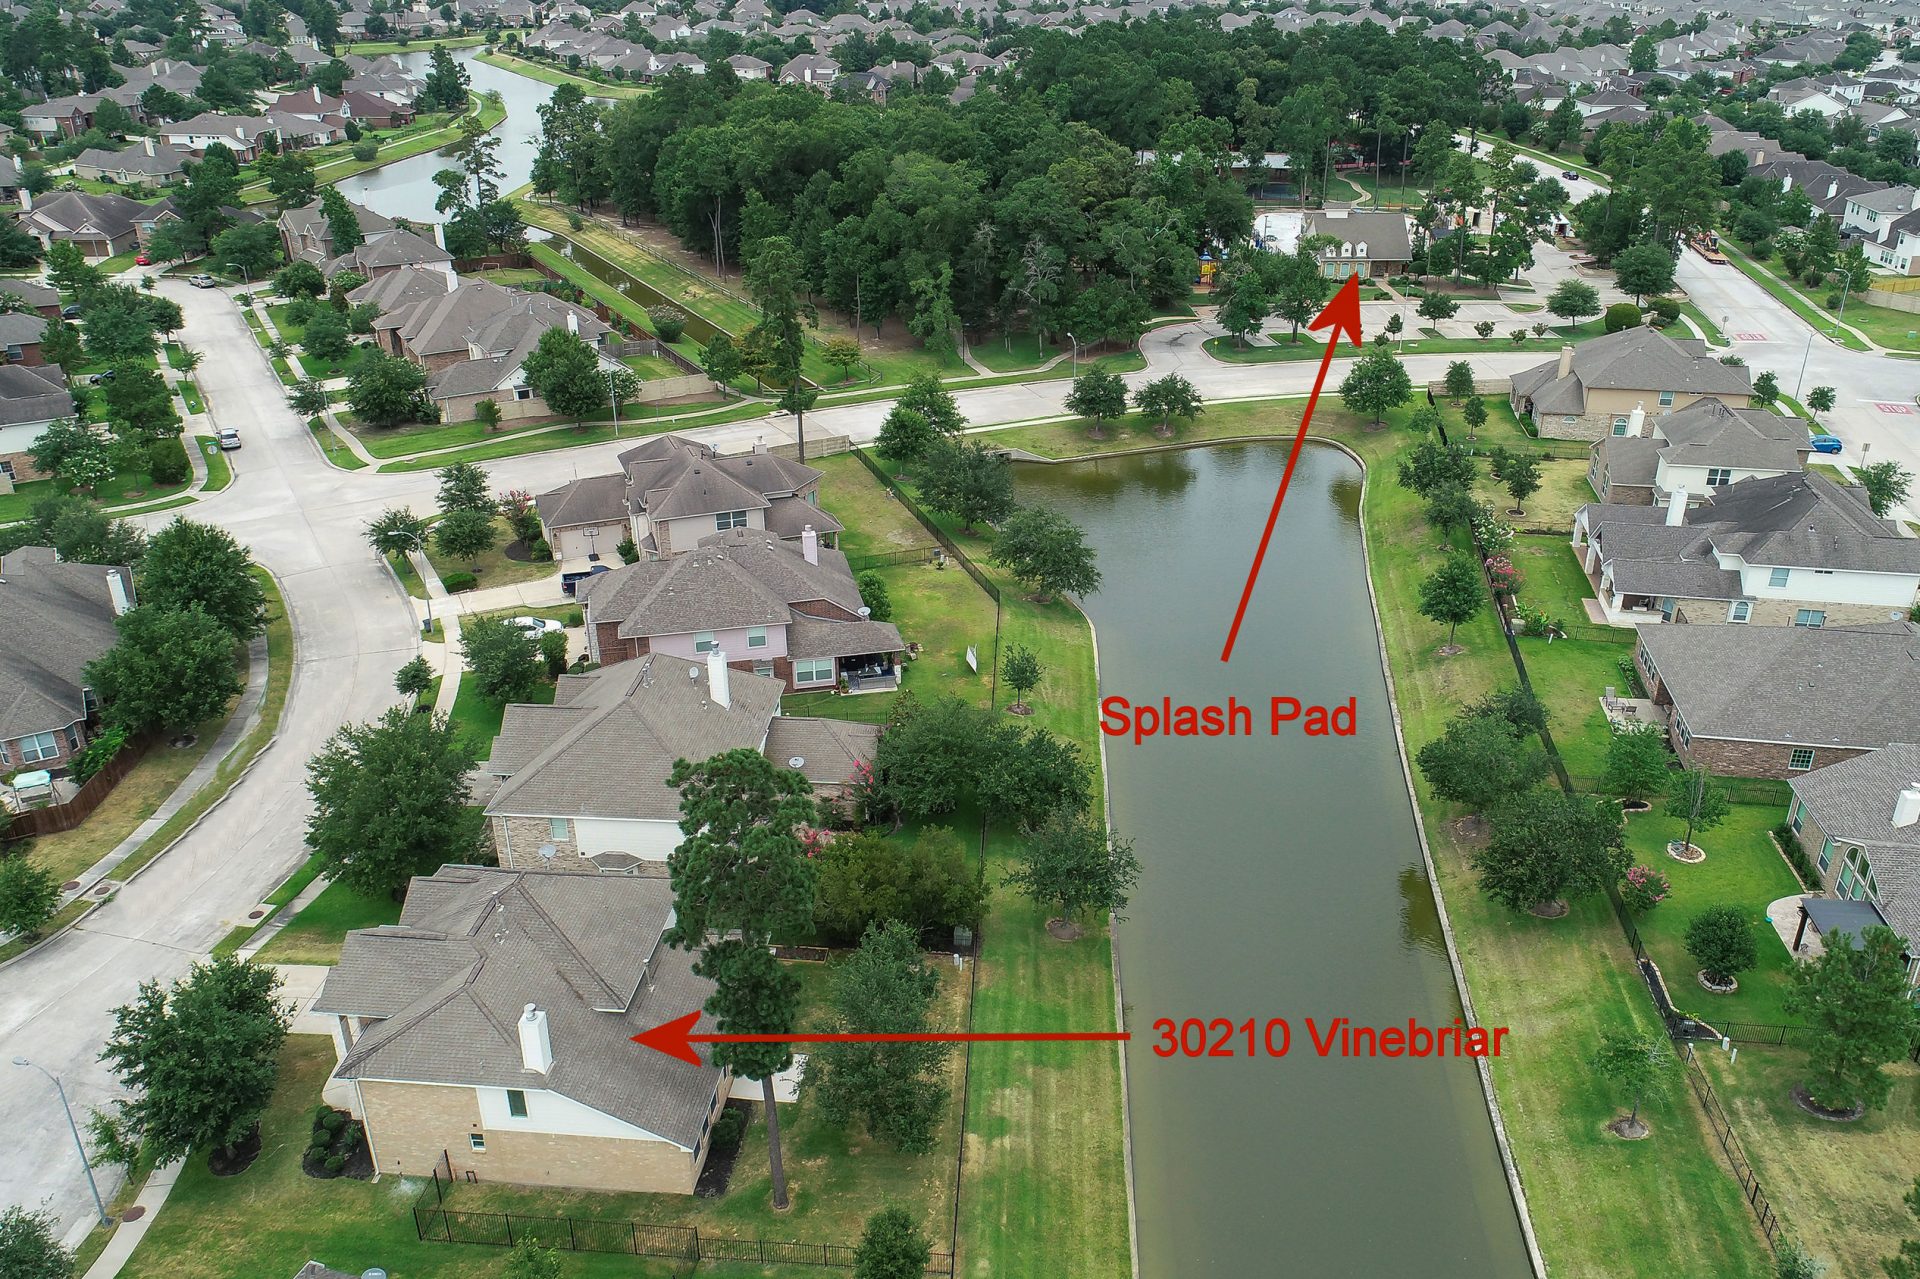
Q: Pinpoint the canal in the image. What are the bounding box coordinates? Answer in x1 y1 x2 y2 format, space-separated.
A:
1014 443 1533 1278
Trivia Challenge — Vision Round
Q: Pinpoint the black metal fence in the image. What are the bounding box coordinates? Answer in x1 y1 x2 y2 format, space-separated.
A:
1678 1043 1782 1248
848 448 1003 607
849 545 942 572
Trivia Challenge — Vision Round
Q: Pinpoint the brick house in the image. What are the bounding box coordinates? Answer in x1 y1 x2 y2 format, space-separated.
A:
0 366 77 488
1786 744 1920 977
313 866 731 1193
0 313 49 367
1634 621 1920 779
1573 471 1920 627
1510 327 1753 441
278 195 395 265
375 279 599 373
481 652 877 873
1586 397 1808 506
0 547 134 774
20 191 147 261
582 525 903 693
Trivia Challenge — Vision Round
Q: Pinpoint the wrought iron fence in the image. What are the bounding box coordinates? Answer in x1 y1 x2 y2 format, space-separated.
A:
1678 1044 1782 1247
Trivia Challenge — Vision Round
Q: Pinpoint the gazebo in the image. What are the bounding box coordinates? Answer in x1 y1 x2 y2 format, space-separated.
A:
1789 897 1906 962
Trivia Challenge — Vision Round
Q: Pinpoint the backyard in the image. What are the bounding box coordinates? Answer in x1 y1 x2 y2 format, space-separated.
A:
423 515 560 589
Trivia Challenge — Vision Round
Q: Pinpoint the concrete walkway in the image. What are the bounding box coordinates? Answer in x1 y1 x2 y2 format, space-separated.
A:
78 1160 183 1278
235 878 333 963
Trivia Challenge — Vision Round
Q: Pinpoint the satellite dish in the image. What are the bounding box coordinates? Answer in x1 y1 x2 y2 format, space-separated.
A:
857 606 870 617
537 844 557 861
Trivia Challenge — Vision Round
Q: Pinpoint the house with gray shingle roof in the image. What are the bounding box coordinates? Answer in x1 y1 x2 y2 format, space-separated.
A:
1509 326 1754 441
0 546 134 775
20 191 148 261
1635 622 1920 779
313 865 731 1194
1574 471 1920 628
0 365 77 484
1788 743 1920 959
1586 397 1809 506
582 525 904 693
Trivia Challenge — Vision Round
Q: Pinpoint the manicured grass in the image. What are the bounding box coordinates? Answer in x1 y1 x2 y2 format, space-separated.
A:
210 850 329 958
179 378 206 415
198 438 232 491
0 459 192 523
310 418 369 470
624 351 685 379
385 549 427 599
475 49 651 98
969 331 1063 373
1508 533 1595 627
472 267 548 286
255 879 403 965
1475 457 1590 533
375 405 770 470
1625 804 1805 1029
423 515 558 589
237 95 508 203
1676 301 1729 347
447 674 554 758
1514 635 1628 780
1719 243 1873 353
23 731 224 888
346 33 486 52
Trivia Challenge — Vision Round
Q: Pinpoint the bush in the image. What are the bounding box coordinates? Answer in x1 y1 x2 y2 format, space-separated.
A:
1802 269 1823 288
308 1142 330 1162
1603 303 1641 333
528 537 552 562
1686 904 1758 987
441 570 477 593
284 296 317 328
1824 292 1843 310
567 211 584 230
646 305 687 343
710 1104 746 1152
1620 864 1671 913
69 724 129 785
146 436 191 486
1773 822 1821 889
351 139 379 162
321 1110 346 1132
1647 296 1680 327
324 1153 345 1173
561 607 584 628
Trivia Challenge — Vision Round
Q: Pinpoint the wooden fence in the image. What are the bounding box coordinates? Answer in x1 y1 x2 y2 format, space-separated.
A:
3 735 150 842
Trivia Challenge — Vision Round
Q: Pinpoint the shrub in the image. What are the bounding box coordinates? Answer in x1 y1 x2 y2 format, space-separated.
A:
284 296 317 328
710 1105 747 1152
1620 864 1671 913
1801 269 1823 288
351 139 379 162
69 724 129 784
1647 296 1680 326
528 537 552 562
1603 303 1641 333
562 607 584 628
146 436 191 486
1773 822 1821 889
441 570 477 593
567 211 584 230
308 1142 330 1161
646 305 687 343
1509 329 1528 345
1686 904 1758 987
1824 292 1842 310
324 1153 346 1173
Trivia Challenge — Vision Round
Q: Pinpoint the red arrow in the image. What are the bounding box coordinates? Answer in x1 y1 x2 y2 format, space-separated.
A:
1219 274 1364 663
632 1011 1128 1066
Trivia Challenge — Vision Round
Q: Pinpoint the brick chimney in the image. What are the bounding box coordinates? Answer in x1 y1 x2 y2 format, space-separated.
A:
1557 345 1574 379
518 1004 553 1073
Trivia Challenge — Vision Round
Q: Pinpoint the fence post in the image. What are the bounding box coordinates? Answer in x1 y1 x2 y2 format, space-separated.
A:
505 1213 515 1247
570 1216 577 1251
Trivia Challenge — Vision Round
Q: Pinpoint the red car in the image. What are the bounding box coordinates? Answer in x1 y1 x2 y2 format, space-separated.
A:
134 254 151 266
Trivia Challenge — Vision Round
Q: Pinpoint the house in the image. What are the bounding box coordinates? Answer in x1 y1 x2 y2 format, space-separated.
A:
0 313 48 367
778 53 840 88
481 652 879 872
312 865 731 1194
1575 471 1920 627
278 195 395 265
534 434 844 566
1786 744 1920 969
1509 327 1754 441
0 281 61 319
424 303 621 423
324 227 454 282
344 264 453 317
0 366 76 486
158 113 286 162
1299 209 1412 278
20 191 148 261
71 137 199 186
1634 621 1920 779
21 94 117 142
581 525 905 693
725 53 771 79
1585 397 1808 505
377 278 605 372
0 156 21 206
1841 187 1920 276
0 546 135 773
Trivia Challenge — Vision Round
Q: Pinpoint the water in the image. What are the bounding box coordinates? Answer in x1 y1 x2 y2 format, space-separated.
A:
1013 444 1533 1278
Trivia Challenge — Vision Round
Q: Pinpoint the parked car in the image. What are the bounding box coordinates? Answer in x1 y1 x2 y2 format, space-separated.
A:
60 304 82 320
135 254 151 266
216 427 242 451
507 616 563 636
1809 434 1844 455
1561 170 1581 181
88 369 115 385
188 273 217 288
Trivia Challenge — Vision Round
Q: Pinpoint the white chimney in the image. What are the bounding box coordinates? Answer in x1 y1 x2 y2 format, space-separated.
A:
1556 345 1574 379
1896 785 1920 829
142 136 155 156
432 220 446 250
518 1004 553 1073
566 310 579 334
1628 402 1646 435
1665 487 1688 526
707 647 730 708
801 525 818 565
106 569 131 617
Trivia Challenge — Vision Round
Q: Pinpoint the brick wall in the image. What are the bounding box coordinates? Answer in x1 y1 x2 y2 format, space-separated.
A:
495 814 585 871
1675 734 1871 781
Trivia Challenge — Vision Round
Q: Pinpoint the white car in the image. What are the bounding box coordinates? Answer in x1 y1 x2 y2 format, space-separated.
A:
507 616 563 635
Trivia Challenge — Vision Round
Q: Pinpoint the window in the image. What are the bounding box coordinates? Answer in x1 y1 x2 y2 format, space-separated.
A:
1819 839 1834 872
1705 468 1732 487
1658 390 1675 406
1728 600 1751 622
548 817 570 841
506 1089 528 1118
715 510 747 530
17 731 60 763
1638 646 1658 681
513 386 534 401
1611 416 1630 435
1562 415 1578 426
753 662 774 677
1789 747 1816 771
793 658 835 684
0 460 13 480
1793 609 1826 628
1768 567 1791 588
1676 716 1692 749
1789 800 1804 832
63 724 80 752
469 1132 486 1151
693 631 717 653
1839 865 1855 895
0 739 9 765
746 626 768 649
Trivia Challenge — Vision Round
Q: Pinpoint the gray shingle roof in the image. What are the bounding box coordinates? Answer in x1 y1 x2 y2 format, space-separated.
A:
762 717 881 787
536 474 629 530
785 614 905 660
0 365 70 427
0 312 48 349
314 866 723 1149
1640 622 1920 750
1302 209 1412 261
1653 398 1805 473
614 436 826 525
1512 327 1752 416
0 547 129 741
1790 744 1920 946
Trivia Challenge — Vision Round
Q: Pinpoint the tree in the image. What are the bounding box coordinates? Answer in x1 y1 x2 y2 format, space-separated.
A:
876 407 935 470
1886 1182 1920 1279
1417 553 1484 646
1132 373 1203 438
460 615 543 704
808 920 950 1152
1415 711 1547 813
1857 461 1914 518
1424 485 1481 543
29 418 113 493
346 351 431 427
209 222 282 279
978 724 1093 828
0 855 61 940
664 748 818 1211
1472 789 1628 912
1064 368 1129 437
1443 361 1476 403
0 1205 72 1279
319 186 364 254
394 655 435 702
520 326 609 424
82 295 159 365
40 320 84 371
989 507 1101 602
1806 386 1836 422
1611 243 1676 304
1590 1030 1667 1137
1603 725 1670 805
1752 370 1780 406
854 1206 931 1279
289 380 330 417
1397 438 1476 497
263 150 317 209
302 306 350 361
1002 644 1042 714
436 461 495 516
1546 278 1601 327
1788 925 1920 1113
1462 395 1489 441
701 333 743 395
421 45 471 110
1417 291 1460 325
1338 344 1412 425
47 243 102 295
86 606 243 735
434 508 498 571
918 439 1014 533
1005 806 1141 929
502 1239 561 1279
822 335 864 383
1488 448 1542 514
1686 904 1758 988
893 373 965 437
103 363 177 440
1665 766 1729 855
99 955 289 1165
813 827 986 945
1265 246 1330 342
365 506 428 560
305 706 477 898
141 518 267 639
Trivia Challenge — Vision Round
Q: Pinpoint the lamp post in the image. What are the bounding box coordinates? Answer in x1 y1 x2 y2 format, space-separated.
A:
605 369 622 439
1793 327 1816 400
1066 332 1079 377
13 1058 110 1227
227 262 251 290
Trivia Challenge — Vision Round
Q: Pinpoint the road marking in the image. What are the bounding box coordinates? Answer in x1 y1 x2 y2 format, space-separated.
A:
1731 331 1768 342
1871 402 1914 415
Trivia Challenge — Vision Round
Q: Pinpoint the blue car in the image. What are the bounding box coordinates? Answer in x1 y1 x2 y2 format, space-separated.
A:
1809 434 1844 454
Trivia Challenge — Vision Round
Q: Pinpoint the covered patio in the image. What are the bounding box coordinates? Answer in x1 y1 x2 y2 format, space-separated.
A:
1779 896 1905 964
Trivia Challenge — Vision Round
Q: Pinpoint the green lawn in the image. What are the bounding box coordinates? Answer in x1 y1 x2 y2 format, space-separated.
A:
447 673 554 758
198 438 232 491
476 50 651 98
1209 320 1606 364
0 465 191 524
424 515 558 589
1474 456 1590 533
237 95 508 203
1516 634 1634 780
1719 243 1873 353
1509 534 1594 629
255 879 403 965
310 418 369 470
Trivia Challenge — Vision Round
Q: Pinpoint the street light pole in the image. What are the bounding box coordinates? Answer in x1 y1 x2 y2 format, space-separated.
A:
606 370 621 439
13 1058 110 1227
227 263 250 290
1794 328 1816 400
1067 332 1079 377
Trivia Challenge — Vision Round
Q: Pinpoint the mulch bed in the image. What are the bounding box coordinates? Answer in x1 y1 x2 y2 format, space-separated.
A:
1667 841 1706 863
1697 970 1738 995
1791 1083 1865 1122
1046 917 1084 941
1605 1116 1651 1140
503 538 532 562
694 1100 753 1198
1527 900 1570 919
207 1125 263 1177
